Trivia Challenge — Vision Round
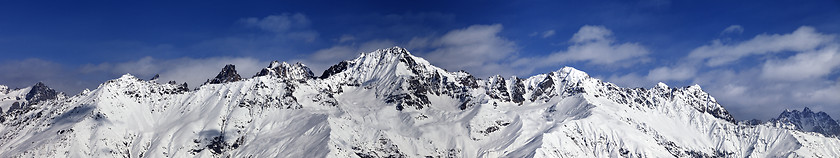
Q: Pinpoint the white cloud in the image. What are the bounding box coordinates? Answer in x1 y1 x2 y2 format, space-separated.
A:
604 73 652 88
0 59 74 91
555 40 650 65
646 66 696 81
719 83 747 97
760 45 840 81
241 13 319 42
532 30 557 38
338 34 356 43
359 40 397 53
241 13 310 33
406 37 431 50
542 30 556 38
721 25 744 34
309 46 357 63
797 80 840 105
525 25 650 68
420 24 518 76
689 26 835 66
401 25 650 77
570 25 614 43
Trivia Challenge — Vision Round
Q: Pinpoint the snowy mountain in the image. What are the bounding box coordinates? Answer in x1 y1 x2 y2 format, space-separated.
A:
0 82 65 122
768 107 840 138
0 46 839 157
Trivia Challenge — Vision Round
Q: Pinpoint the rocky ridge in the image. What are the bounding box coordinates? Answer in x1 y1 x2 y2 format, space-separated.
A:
768 107 840 137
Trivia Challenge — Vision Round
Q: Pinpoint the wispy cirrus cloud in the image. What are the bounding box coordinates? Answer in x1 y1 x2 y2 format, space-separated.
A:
689 26 834 67
515 25 651 71
0 59 73 91
531 30 556 38
759 45 840 81
419 24 519 76
721 25 744 35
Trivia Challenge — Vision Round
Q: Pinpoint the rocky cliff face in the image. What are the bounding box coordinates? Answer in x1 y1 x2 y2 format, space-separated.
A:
0 82 64 123
24 82 58 105
769 107 840 137
0 47 838 157
207 64 243 84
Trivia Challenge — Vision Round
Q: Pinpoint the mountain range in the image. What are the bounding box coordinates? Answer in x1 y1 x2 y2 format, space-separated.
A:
0 47 838 157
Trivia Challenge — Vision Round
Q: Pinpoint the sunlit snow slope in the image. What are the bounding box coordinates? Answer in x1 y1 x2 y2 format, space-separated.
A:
1 47 838 157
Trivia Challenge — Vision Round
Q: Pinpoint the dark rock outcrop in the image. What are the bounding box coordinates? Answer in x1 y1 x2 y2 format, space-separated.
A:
319 61 349 79
25 82 58 105
769 107 840 137
207 64 243 84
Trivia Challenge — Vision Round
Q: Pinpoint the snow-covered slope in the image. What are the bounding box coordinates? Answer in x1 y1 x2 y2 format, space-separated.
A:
0 82 64 120
0 47 838 157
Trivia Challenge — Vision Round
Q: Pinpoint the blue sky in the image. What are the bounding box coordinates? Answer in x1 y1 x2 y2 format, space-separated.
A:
1 0 839 120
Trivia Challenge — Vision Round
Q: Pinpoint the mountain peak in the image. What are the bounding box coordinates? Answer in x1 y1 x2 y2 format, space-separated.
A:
771 107 840 137
25 82 58 105
268 60 282 68
656 82 669 88
97 73 144 89
362 46 410 57
316 46 479 110
554 66 589 82
688 84 703 90
319 46 439 80
208 64 242 84
355 46 421 67
0 84 7 94
119 73 138 80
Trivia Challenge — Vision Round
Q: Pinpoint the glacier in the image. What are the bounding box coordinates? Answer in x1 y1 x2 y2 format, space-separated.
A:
0 46 839 157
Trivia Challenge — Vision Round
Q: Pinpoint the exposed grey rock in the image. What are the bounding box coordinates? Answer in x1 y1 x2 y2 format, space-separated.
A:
25 82 58 105
207 64 243 84
769 107 840 137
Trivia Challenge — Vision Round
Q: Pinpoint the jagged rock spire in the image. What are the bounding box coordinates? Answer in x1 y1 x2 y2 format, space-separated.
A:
25 82 58 104
208 64 242 84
